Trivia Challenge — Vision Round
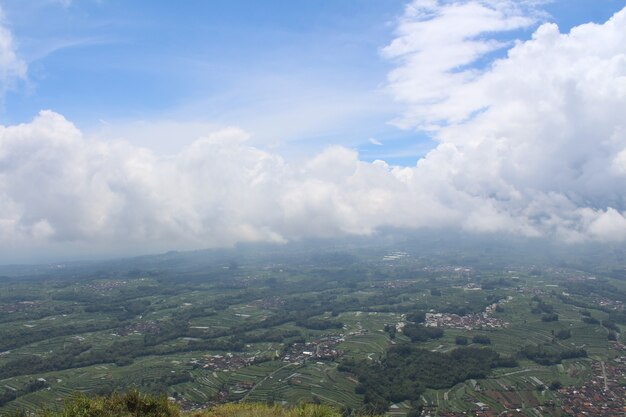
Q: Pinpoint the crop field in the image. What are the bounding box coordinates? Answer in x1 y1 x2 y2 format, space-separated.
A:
1 244 625 416
419 356 596 416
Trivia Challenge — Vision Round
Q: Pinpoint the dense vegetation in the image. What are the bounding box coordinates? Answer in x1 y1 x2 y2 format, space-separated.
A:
401 323 444 342
339 345 516 413
519 344 588 366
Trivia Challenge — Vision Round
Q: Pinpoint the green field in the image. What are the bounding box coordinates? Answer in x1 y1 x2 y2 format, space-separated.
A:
1 244 625 416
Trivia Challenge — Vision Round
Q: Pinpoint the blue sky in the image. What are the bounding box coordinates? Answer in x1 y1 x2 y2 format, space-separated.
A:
2 0 415 163
1 0 624 165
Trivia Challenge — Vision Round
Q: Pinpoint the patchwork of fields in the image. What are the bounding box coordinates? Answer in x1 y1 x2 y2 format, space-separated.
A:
0 247 624 416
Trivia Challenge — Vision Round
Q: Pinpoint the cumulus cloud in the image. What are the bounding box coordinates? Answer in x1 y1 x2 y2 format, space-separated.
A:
383 0 546 129
0 113 395 257
383 0 626 242
2 1 626 260
0 110 461 259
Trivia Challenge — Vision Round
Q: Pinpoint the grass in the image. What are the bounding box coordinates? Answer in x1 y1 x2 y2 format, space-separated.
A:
36 390 179 417
2 391 379 417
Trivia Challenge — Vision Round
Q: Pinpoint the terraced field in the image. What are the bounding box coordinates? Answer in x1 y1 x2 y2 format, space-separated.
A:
1 246 625 417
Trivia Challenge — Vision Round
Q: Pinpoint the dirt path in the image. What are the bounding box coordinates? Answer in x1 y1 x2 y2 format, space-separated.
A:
600 361 608 391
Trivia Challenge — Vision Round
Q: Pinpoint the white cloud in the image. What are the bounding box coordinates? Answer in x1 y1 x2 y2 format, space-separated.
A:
382 1 626 242
383 0 545 130
0 111 455 260
584 208 626 243
0 7 26 95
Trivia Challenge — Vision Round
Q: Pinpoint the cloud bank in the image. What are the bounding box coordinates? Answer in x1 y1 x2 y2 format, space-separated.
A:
1 1 626 259
383 0 626 242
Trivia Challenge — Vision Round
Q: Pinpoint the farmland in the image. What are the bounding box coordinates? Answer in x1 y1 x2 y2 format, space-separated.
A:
0 239 625 416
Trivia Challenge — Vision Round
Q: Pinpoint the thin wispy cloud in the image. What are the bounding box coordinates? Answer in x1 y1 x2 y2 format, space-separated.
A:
0 6 26 96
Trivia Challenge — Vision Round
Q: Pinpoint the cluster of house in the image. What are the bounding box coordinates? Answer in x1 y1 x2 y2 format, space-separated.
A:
422 358 626 417
558 358 626 417
82 280 128 292
378 280 417 289
190 352 257 371
421 397 532 417
421 265 473 274
382 252 409 262
347 327 369 337
518 287 547 296
611 341 626 351
282 336 344 364
597 297 624 311
249 296 285 309
185 335 345 373
429 408 525 417
0 300 39 313
424 310 509 330
111 321 160 337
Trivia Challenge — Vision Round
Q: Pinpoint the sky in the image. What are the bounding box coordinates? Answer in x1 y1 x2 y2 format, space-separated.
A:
0 0 625 262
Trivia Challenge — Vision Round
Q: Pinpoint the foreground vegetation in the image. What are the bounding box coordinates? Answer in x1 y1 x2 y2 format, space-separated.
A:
39 391 178 417
17 390 367 417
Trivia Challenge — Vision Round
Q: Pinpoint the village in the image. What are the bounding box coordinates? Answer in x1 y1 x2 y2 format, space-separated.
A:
424 301 511 330
421 266 474 275
113 321 161 337
379 280 418 289
424 354 626 417
425 406 525 417
382 252 409 262
281 335 344 364
186 335 345 373
558 356 626 416
248 296 286 309
82 280 129 293
0 300 40 313
597 297 624 311
190 352 257 371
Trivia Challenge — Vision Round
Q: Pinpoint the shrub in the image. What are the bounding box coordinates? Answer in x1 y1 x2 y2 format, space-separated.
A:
472 335 491 345
455 336 469 345
541 314 559 322
549 381 562 391
406 311 426 324
582 317 599 325
48 390 179 417
555 329 571 340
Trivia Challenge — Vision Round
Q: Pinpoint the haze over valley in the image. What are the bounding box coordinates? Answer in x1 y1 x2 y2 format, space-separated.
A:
0 1 626 416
